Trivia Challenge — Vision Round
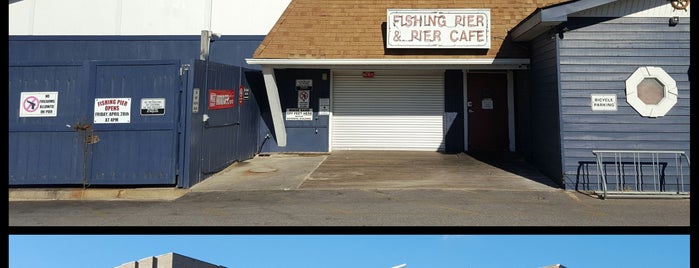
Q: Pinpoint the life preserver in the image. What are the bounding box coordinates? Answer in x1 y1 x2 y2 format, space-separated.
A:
671 0 690 10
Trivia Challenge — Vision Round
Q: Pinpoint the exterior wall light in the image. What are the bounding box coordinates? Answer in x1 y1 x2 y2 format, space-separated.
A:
625 66 678 117
669 16 680 26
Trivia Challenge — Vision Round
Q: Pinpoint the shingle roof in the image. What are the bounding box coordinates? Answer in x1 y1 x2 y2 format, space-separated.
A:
253 0 569 59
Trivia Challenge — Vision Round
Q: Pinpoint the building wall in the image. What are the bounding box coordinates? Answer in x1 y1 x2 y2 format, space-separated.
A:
258 69 331 153
513 69 532 157
8 0 291 36
523 31 564 186
115 252 225 268
8 35 264 70
558 16 691 190
444 70 465 153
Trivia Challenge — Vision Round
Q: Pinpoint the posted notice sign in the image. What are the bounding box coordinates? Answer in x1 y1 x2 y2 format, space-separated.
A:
286 108 313 121
387 9 491 49
19 91 58 117
140 98 166 115
591 94 617 111
208 89 236 110
94 98 131 123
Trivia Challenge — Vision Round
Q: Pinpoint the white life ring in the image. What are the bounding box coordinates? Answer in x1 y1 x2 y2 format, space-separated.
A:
671 0 690 10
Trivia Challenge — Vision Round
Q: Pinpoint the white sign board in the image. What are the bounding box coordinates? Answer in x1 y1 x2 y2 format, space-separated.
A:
481 98 493 110
387 9 490 49
94 98 131 123
298 90 310 108
286 108 313 121
319 98 330 115
591 94 617 111
192 88 200 113
296 79 313 90
19 91 58 117
140 98 166 115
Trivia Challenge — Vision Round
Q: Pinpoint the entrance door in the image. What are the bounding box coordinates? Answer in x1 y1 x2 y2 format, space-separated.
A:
467 73 508 152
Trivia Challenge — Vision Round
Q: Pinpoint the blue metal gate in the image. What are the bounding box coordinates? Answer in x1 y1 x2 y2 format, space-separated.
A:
9 60 183 186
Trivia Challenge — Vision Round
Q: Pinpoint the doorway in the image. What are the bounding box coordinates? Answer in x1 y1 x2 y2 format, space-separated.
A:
466 72 509 152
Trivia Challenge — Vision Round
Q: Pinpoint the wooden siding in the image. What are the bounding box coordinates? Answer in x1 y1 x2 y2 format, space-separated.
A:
558 16 691 190
521 31 564 185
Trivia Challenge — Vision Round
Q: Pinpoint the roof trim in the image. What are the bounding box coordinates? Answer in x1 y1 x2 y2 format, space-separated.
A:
245 58 530 70
510 0 619 41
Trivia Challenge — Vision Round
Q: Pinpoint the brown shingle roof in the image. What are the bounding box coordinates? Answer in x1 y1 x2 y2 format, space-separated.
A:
253 0 568 59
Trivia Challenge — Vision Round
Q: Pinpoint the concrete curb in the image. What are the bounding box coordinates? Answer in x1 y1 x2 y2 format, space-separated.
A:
8 188 189 201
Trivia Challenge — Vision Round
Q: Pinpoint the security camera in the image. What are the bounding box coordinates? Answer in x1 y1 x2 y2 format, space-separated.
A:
213 32 221 39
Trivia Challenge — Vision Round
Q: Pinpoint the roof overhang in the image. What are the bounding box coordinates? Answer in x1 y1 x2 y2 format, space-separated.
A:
245 58 531 70
510 0 619 42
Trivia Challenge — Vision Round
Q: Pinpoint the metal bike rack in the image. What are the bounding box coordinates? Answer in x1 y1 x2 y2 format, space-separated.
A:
592 150 690 199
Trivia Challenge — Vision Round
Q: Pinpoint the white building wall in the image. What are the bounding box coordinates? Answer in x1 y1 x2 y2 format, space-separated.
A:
8 0 291 35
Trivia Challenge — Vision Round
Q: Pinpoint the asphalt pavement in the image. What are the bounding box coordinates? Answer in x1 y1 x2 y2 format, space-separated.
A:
8 152 691 226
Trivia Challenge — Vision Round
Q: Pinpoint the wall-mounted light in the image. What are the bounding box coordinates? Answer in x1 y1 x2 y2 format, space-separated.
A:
200 30 222 60
669 16 680 26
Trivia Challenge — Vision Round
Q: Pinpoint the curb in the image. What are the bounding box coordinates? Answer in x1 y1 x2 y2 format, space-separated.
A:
8 188 189 201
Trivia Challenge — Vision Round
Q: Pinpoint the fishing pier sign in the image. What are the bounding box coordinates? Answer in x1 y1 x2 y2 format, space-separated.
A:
387 9 491 49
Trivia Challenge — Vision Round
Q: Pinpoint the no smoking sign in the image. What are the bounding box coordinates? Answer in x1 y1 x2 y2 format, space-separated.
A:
298 90 310 108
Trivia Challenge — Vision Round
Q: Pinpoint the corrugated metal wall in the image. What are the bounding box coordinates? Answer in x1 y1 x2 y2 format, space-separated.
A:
9 63 86 185
9 60 183 186
182 60 261 188
558 17 691 190
8 35 264 69
9 37 265 188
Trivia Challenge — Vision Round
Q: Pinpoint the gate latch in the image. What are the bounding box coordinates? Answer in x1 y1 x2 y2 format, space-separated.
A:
74 123 100 144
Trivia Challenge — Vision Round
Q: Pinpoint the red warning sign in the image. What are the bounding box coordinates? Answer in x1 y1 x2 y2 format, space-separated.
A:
208 89 235 110
238 85 244 105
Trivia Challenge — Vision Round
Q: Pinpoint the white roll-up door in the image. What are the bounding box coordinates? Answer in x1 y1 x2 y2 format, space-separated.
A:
331 70 444 151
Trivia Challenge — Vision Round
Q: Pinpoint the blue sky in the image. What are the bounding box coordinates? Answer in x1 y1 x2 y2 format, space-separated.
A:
8 234 689 268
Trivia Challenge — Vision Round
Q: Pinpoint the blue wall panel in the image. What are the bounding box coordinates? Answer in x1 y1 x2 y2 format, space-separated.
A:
182 60 262 188
444 70 464 153
89 61 181 185
9 63 87 185
8 35 264 69
258 69 331 153
8 61 182 186
558 17 691 190
9 36 265 188
521 31 564 186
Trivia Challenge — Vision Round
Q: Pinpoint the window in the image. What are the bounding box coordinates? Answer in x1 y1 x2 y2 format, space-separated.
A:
625 66 677 117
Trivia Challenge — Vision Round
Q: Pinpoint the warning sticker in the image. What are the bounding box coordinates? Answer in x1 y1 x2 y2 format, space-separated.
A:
19 92 58 117
140 98 166 115
94 98 131 123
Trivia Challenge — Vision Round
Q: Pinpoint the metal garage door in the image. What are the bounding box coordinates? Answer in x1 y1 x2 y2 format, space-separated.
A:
332 70 445 151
